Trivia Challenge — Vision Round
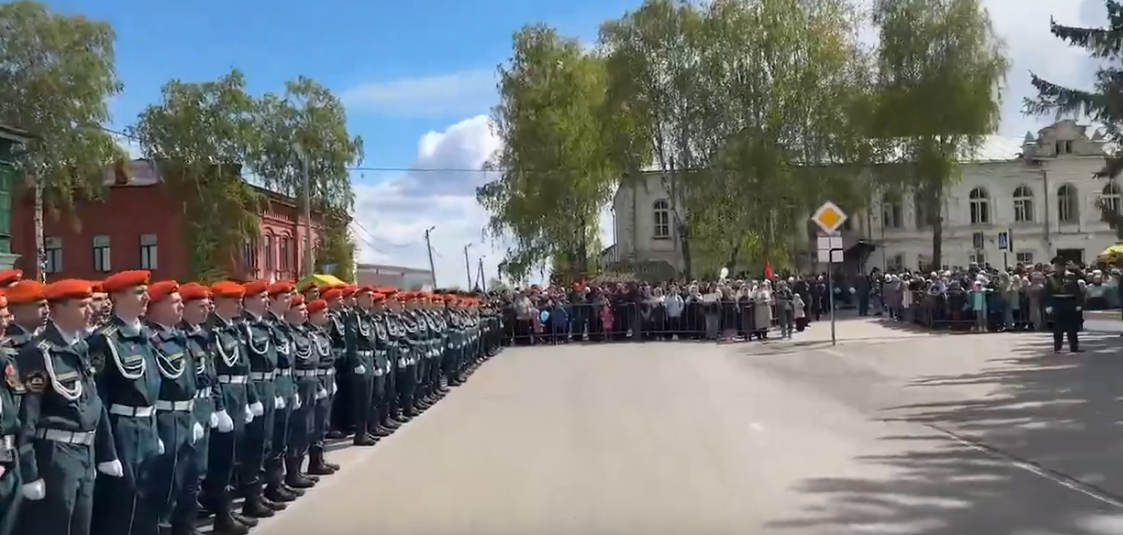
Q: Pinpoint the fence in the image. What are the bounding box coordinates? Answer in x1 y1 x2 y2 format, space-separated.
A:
502 300 811 345
902 290 1081 332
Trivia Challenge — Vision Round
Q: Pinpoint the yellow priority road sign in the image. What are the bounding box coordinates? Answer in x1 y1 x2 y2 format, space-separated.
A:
811 201 847 234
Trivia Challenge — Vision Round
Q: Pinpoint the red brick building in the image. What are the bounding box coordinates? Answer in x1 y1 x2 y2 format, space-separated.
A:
10 160 327 283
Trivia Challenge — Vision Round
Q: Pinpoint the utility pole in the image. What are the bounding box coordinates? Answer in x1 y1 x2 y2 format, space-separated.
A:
476 258 486 291
463 243 473 289
424 226 437 288
295 142 314 277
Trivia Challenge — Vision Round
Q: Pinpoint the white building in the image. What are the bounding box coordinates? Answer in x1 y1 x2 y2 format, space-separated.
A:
608 120 1120 274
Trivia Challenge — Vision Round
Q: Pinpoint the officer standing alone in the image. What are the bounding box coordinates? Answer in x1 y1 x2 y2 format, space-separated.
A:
1046 259 1085 354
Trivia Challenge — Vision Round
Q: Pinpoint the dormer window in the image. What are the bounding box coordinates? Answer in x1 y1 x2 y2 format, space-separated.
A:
1055 140 1073 155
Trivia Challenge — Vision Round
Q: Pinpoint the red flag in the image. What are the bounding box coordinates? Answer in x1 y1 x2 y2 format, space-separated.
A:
764 261 774 280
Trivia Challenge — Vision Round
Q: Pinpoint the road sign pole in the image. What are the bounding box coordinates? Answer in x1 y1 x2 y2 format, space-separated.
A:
828 261 836 346
811 201 848 348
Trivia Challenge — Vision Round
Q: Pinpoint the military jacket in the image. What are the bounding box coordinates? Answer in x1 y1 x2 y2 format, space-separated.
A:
0 343 23 468
181 321 224 425
385 312 408 369
266 312 293 372
16 322 118 482
369 311 390 376
88 316 161 410
241 312 278 376
147 322 197 404
290 324 320 373
205 313 256 409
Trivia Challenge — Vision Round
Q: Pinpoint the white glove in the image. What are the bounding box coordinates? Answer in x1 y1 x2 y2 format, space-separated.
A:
354 365 366 375
97 460 124 477
250 402 264 416
316 388 327 400
244 406 254 423
293 395 302 410
191 422 205 444
209 412 220 429
157 439 165 455
1076 306 1082 311
274 396 285 409
21 479 46 500
1046 307 1053 314
216 410 235 433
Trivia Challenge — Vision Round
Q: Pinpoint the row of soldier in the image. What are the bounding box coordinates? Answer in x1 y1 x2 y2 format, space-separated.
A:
0 269 503 535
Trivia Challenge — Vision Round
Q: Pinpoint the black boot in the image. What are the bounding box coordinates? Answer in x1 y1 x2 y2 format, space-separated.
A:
265 483 297 503
241 486 277 518
308 447 338 475
211 507 250 535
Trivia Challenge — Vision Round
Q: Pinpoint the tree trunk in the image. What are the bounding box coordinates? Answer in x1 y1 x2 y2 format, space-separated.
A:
724 244 741 274
577 214 588 275
930 189 944 270
679 223 693 279
33 177 44 281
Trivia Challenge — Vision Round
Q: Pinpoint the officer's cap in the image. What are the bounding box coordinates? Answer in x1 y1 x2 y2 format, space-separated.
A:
6 280 45 306
0 269 21 288
102 270 151 294
306 299 328 315
211 281 245 300
148 280 180 303
43 279 93 304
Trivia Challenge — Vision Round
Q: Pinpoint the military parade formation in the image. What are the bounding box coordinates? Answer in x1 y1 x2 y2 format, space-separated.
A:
0 269 502 535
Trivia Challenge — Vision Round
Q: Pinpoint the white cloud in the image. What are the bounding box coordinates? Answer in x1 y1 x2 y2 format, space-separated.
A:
340 70 498 117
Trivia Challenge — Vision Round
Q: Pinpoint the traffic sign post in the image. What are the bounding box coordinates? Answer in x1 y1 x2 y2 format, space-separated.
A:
812 201 847 347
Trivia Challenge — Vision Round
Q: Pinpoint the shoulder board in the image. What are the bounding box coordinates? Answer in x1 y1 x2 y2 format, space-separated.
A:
37 339 50 352
97 325 118 337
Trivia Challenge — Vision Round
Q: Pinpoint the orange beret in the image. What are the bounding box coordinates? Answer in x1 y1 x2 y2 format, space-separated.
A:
339 286 356 298
306 299 328 314
148 280 180 302
371 293 385 303
102 270 151 293
211 281 245 299
90 280 105 295
5 280 45 306
43 279 93 303
179 283 211 302
267 281 295 296
242 280 269 296
0 269 21 288
321 288 343 301
0 292 6 308
354 286 374 295
289 294 305 307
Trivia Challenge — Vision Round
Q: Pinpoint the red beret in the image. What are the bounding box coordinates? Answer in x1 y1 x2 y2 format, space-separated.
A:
43 279 93 303
148 280 180 302
242 280 269 296
89 280 105 294
211 281 245 299
306 299 328 314
179 283 211 302
355 286 374 296
102 270 151 293
0 292 7 308
321 288 343 302
340 286 356 298
267 281 295 296
289 294 305 307
0 269 21 288
371 293 385 303
6 280 45 306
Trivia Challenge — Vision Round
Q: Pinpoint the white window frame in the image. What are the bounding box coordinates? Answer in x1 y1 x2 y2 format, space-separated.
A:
1012 185 1033 223
969 252 986 265
881 195 902 229
93 235 111 273
1101 182 1121 214
1015 252 1034 265
140 233 158 270
43 236 63 274
652 200 671 239
969 187 990 225
1057 184 1078 224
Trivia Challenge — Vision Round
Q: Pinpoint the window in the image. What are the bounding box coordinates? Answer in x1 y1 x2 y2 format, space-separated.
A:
1057 183 1078 224
968 252 986 265
263 232 275 270
969 187 990 225
1016 252 1034 265
1055 141 1065 155
887 253 904 271
243 237 258 270
92 235 111 273
279 235 291 271
43 237 62 273
0 170 10 254
881 194 902 229
914 191 934 228
1102 182 1121 214
1012 185 1034 223
140 233 158 270
652 199 671 239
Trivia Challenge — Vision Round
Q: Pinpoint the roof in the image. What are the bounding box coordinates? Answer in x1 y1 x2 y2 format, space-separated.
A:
355 263 432 275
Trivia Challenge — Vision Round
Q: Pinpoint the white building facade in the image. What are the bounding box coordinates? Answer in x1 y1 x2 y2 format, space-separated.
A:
608 121 1121 275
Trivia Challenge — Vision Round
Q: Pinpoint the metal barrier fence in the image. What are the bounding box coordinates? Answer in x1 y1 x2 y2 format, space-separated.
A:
501 301 813 345
903 290 1051 332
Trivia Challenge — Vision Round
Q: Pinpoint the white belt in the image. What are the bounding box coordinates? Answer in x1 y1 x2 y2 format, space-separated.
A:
356 350 374 357
195 387 212 399
324 368 335 376
156 399 195 412
250 371 275 381
294 369 317 377
109 404 156 417
278 368 292 376
35 429 96 445
218 375 248 384
0 435 13 449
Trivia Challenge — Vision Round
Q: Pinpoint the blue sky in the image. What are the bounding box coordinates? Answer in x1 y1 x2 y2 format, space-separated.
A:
43 0 1107 286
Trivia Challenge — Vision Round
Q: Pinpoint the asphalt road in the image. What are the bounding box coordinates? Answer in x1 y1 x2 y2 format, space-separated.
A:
250 320 1123 535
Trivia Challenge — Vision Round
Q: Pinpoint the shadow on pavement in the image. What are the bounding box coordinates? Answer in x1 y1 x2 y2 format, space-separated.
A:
768 331 1123 534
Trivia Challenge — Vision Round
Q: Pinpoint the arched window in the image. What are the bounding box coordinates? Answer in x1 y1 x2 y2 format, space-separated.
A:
242 237 258 270
263 231 275 270
969 187 990 225
652 199 671 239
1102 182 1121 214
881 193 902 229
279 234 292 271
1057 183 1079 224
1012 185 1034 223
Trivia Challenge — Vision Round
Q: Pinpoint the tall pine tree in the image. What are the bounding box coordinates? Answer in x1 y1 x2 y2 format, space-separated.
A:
1027 1 1123 233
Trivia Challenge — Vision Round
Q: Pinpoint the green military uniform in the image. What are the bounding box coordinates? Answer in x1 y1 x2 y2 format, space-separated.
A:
146 322 200 532
326 308 351 438
348 308 377 446
399 308 421 417
307 322 339 475
368 306 393 437
284 322 319 488
238 311 280 517
16 322 119 535
1046 271 1083 353
264 311 301 504
0 341 24 535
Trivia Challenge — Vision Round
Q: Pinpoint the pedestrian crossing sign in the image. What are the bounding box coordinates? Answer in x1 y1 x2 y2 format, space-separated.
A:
997 231 1009 251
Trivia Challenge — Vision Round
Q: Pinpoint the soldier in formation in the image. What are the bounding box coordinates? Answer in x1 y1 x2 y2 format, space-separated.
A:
0 269 502 535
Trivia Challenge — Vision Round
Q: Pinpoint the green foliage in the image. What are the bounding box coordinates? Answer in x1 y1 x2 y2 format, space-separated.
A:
480 24 622 281
127 71 263 282
1026 1 1123 237
871 0 1009 267
0 0 125 204
315 208 356 282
